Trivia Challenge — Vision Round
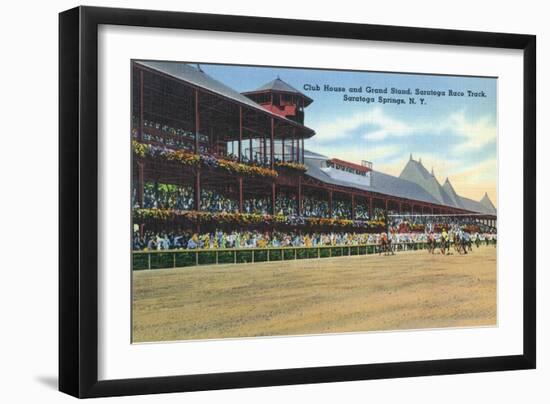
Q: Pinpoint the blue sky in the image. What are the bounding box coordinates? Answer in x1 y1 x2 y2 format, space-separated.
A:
201 63 497 205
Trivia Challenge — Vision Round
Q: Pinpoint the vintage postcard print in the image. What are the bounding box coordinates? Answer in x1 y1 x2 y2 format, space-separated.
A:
131 61 497 343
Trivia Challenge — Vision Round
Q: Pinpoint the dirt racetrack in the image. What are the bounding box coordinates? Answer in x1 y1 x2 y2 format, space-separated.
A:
132 246 497 342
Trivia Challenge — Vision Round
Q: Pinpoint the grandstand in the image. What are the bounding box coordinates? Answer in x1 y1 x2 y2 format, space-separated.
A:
131 60 497 249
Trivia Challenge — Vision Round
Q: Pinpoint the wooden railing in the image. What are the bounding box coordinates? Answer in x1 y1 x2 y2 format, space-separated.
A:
132 240 496 270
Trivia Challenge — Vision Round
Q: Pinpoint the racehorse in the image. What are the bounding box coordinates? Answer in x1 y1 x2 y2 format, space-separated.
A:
450 231 460 254
427 232 437 254
379 233 394 256
464 232 473 252
456 232 467 254
440 231 450 255
455 231 472 255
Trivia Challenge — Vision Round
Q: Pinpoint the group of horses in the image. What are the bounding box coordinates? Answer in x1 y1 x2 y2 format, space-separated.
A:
378 230 476 256
426 230 474 255
428 231 472 255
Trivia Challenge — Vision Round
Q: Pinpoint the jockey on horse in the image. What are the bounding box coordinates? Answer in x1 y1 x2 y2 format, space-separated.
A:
457 228 467 254
440 228 450 255
427 230 436 254
379 232 388 255
379 231 395 256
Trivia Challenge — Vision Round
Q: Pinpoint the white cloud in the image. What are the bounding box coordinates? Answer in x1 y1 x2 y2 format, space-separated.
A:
445 112 496 153
312 108 496 154
360 109 414 140
313 107 413 143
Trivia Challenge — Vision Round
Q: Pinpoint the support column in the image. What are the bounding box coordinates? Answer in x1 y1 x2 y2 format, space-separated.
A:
296 136 300 163
271 182 276 215
282 137 285 162
194 89 200 154
270 117 275 170
385 199 389 216
291 137 295 162
398 202 402 214
263 134 267 166
301 137 305 164
249 134 253 163
351 194 356 220
328 190 333 218
211 128 215 155
238 177 243 213
369 197 373 219
137 160 144 207
238 106 243 162
194 171 201 211
298 176 303 216
139 69 144 142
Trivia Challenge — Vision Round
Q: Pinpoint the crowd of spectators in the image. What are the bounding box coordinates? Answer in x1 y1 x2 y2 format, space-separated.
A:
138 183 195 210
355 203 370 220
243 197 271 215
134 183 396 222
141 119 208 142
222 153 302 167
133 120 210 153
275 193 298 216
389 214 496 234
132 227 496 251
137 186 304 216
133 229 378 251
302 196 329 218
134 118 310 168
372 208 385 221
240 154 271 167
133 183 494 237
332 199 352 219
200 188 239 213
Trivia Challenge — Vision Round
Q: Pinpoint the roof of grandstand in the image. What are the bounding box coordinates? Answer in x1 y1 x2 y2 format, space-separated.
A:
242 77 314 105
303 150 496 215
135 61 315 136
399 158 456 206
479 192 497 214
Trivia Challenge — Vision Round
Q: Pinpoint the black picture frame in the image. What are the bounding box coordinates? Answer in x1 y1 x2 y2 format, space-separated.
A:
59 6 536 398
